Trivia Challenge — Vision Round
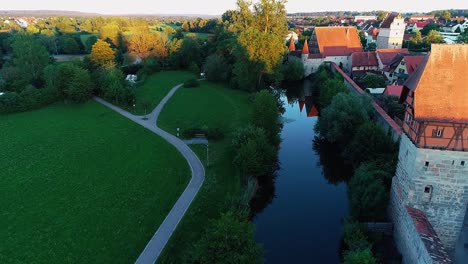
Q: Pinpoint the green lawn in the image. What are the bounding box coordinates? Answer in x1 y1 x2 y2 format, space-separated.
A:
157 81 253 263
134 71 196 115
80 33 98 46
0 101 190 263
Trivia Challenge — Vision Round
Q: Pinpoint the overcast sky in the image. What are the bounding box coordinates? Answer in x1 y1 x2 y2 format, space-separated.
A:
1 0 467 15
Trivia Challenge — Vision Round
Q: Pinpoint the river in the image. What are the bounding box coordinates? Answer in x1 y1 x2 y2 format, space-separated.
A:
251 80 352 263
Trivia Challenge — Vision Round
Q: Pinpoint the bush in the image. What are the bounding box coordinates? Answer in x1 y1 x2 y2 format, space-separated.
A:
204 54 231 82
343 249 377 264
282 57 304 81
0 86 58 114
184 78 199 88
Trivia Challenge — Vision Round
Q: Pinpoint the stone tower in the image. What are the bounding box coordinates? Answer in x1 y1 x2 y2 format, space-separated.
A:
391 44 468 263
377 12 405 49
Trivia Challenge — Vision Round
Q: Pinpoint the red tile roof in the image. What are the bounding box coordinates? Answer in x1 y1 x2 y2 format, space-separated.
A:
404 55 425 75
377 48 410 66
384 85 403 97
307 105 318 117
313 27 362 56
289 36 295 51
302 39 309 54
404 44 468 121
352 51 378 67
381 12 400 28
415 21 430 28
406 207 452 264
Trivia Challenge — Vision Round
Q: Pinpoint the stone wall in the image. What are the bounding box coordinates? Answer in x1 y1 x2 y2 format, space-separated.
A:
390 185 434 264
394 134 468 250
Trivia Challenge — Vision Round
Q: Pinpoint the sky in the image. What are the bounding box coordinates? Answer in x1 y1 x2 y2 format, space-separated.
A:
1 0 467 15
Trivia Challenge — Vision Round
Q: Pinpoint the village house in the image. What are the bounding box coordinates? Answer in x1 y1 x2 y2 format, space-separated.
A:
385 55 425 84
409 14 435 23
391 44 468 263
375 48 410 82
297 26 362 76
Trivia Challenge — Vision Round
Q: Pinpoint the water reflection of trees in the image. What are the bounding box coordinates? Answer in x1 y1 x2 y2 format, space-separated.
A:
249 170 278 219
313 137 354 184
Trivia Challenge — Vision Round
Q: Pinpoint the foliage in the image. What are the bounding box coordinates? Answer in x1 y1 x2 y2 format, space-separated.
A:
360 74 386 88
315 93 372 146
456 30 468 44
9 33 50 88
99 22 121 46
343 249 377 264
0 102 190 263
231 125 277 178
98 65 134 106
425 30 445 44
282 57 304 81
348 164 389 221
252 90 281 145
192 211 263 264
172 37 202 69
343 122 395 166
85 35 98 53
0 87 58 114
184 78 200 88
318 77 348 108
232 0 288 90
138 56 160 77
44 62 93 103
420 23 440 36
90 39 115 66
128 29 169 60
343 218 372 251
382 95 405 120
205 54 231 82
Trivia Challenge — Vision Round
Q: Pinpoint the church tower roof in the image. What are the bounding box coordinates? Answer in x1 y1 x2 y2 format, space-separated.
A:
289 36 295 51
302 39 309 54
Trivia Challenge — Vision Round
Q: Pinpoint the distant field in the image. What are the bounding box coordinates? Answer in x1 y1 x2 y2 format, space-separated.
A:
79 33 98 45
134 71 196 115
157 81 253 263
0 101 190 263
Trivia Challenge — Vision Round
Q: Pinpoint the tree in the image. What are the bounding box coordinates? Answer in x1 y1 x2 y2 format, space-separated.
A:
425 30 445 44
61 36 81 54
420 23 440 36
128 29 169 60
182 21 189 31
164 26 175 35
205 54 231 81
282 57 304 81
360 74 386 88
65 67 93 102
90 39 115 66
343 122 395 166
85 35 98 53
348 164 389 221
456 30 468 44
343 249 377 264
318 77 348 108
44 62 93 103
192 211 263 264
315 93 372 146
173 28 184 40
252 90 281 145
99 22 121 46
9 33 50 87
173 37 202 69
232 125 277 177
343 219 372 252
233 0 288 90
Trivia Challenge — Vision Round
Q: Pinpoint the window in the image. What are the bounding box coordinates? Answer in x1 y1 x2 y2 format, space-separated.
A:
436 129 443 137
462 161 465 166
399 69 405 74
452 160 455 165
400 61 406 65
425 161 430 167
406 114 412 124
424 186 432 193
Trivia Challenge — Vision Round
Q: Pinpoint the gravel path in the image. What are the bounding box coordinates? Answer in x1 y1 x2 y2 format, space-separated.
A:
94 83 205 264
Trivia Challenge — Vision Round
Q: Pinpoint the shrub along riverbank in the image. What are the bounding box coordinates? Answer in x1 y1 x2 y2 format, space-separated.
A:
313 66 399 263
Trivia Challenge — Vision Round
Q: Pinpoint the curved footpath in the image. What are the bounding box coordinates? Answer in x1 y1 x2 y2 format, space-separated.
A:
94 83 205 264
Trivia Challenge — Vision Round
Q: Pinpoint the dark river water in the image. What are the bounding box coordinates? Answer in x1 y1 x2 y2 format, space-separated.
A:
251 81 352 264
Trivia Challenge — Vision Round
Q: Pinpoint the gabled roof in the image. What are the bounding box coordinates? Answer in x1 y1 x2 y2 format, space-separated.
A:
415 21 430 28
352 51 378 67
384 85 403 97
377 48 410 67
380 12 400 28
404 55 425 75
313 27 362 56
404 44 468 121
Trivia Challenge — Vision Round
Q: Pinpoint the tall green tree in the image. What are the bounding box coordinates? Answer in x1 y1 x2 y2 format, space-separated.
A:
232 0 288 90
9 33 50 87
318 77 348 108
192 211 263 264
343 249 377 264
252 90 281 145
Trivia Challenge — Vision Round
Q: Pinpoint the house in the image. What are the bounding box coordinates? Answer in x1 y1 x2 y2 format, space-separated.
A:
376 12 405 49
299 26 362 76
354 15 377 23
376 48 410 81
351 51 378 73
407 21 430 33
387 55 425 84
383 85 403 97
365 27 379 46
442 23 463 33
439 32 460 44
409 14 435 22
391 44 468 263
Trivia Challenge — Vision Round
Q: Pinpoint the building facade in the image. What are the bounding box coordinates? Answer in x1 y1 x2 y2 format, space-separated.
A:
391 44 468 263
376 12 405 49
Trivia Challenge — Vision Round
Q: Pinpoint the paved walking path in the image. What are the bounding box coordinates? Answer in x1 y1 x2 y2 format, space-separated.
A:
94 83 205 264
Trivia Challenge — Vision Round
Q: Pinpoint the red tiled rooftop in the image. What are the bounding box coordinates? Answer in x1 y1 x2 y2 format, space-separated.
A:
404 55 425 75
314 27 362 56
384 85 403 97
381 12 400 28
352 51 378 67
377 48 410 66
404 44 468 121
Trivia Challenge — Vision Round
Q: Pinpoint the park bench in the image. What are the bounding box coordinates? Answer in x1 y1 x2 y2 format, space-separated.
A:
194 133 206 138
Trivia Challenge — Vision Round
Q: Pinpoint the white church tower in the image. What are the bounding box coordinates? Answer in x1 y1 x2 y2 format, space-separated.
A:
376 12 405 49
